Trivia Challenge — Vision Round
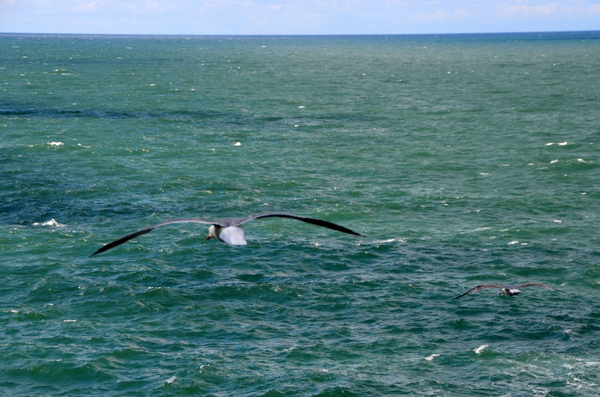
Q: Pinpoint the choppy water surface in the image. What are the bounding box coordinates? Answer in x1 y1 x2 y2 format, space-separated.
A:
2 32 600 396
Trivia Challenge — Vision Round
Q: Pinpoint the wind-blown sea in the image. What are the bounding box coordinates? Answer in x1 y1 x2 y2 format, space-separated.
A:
1 31 600 396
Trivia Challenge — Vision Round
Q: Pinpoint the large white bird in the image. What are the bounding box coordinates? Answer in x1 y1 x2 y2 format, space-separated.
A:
452 282 564 300
92 212 363 256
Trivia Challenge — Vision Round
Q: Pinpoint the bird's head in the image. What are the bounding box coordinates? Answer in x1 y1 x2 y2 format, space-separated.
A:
207 225 219 240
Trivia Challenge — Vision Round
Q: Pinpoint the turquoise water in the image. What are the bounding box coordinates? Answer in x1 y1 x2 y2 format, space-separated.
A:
2 32 600 396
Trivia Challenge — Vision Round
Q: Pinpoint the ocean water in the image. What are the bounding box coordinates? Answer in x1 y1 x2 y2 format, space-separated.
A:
1 32 600 396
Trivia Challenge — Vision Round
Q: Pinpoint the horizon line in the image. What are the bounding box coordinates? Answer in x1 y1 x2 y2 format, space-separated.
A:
2 29 600 38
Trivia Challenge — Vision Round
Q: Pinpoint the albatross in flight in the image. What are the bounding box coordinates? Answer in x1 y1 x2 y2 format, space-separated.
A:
91 212 363 256
452 282 564 300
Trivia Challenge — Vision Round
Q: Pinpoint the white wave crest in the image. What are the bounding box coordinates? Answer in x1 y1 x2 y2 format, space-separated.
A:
33 219 65 227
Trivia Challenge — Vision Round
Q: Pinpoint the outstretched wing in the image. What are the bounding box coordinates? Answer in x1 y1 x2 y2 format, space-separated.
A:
519 282 564 292
452 284 505 300
91 218 216 256
235 212 364 237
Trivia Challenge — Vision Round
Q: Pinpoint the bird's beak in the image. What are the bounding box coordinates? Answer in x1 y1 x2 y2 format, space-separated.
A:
206 235 211 240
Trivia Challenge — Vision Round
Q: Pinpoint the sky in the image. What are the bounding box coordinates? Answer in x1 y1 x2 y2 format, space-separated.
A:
0 0 599 35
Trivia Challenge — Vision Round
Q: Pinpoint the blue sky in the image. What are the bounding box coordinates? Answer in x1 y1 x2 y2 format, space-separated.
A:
1 0 599 35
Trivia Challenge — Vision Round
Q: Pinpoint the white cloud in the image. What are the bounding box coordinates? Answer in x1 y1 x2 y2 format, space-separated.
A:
0 0 18 7
413 7 473 22
499 2 560 16
570 1 600 14
75 1 104 12
199 0 257 12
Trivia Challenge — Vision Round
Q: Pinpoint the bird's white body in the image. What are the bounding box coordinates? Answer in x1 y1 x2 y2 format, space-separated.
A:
209 225 247 245
500 287 521 296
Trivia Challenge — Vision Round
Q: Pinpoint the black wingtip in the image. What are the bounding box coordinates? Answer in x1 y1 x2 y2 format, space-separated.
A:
298 217 364 237
90 243 114 257
345 228 365 238
89 227 156 257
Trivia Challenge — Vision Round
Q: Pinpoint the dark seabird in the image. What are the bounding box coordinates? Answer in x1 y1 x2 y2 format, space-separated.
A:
92 212 363 256
452 282 564 300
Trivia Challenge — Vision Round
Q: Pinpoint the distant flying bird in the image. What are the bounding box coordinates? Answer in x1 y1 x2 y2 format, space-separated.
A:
452 283 564 300
91 212 363 256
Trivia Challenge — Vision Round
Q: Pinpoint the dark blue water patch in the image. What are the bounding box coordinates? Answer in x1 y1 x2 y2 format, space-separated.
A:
0 103 379 134
0 189 156 226
0 103 230 122
0 105 129 120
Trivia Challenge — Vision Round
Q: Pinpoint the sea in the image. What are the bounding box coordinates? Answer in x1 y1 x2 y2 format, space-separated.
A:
1 31 600 396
